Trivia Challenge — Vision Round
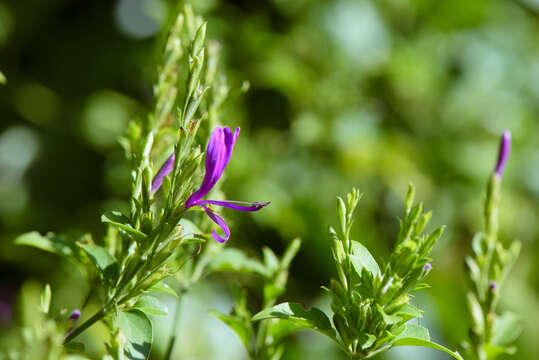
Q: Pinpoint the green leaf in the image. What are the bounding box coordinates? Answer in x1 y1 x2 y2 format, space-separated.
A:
179 218 202 235
396 304 423 321
350 240 380 277
280 238 301 269
15 231 75 257
0 71 6 85
118 309 153 360
263 247 280 272
40 284 51 314
209 248 267 277
148 281 179 298
358 333 376 350
209 310 253 351
79 243 118 285
252 302 336 339
101 212 147 242
393 323 429 342
135 295 169 316
391 324 463 360
466 291 484 333
491 311 522 347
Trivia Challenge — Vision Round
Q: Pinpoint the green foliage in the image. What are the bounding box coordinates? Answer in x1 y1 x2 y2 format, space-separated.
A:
2 283 90 360
254 186 461 359
12 5 233 357
210 239 302 360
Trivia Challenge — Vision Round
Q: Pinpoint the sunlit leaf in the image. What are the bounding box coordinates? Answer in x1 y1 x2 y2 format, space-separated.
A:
101 212 147 242
391 324 463 360
118 309 153 360
252 302 336 339
135 295 168 316
350 240 380 277
79 243 118 285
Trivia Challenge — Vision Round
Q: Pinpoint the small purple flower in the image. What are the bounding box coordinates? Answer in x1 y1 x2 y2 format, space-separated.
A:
489 281 497 291
424 263 432 271
65 309 81 338
494 131 511 177
152 126 269 243
69 309 81 321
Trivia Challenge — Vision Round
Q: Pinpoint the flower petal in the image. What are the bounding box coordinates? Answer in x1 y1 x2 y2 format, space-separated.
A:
494 130 511 177
185 126 240 208
201 199 270 212
151 153 175 192
201 204 230 243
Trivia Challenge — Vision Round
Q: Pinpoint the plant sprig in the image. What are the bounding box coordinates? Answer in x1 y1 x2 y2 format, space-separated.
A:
253 185 462 360
463 131 522 360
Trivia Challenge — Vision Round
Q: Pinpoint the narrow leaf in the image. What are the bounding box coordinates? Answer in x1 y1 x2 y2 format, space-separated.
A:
15 231 75 257
40 284 51 314
101 212 147 241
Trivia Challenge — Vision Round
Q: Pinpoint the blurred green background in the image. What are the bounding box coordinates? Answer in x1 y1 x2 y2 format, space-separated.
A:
1 0 538 359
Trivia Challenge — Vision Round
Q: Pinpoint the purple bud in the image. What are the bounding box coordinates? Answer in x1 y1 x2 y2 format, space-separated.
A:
489 281 497 291
494 131 511 177
69 309 81 322
424 263 432 271
151 153 175 192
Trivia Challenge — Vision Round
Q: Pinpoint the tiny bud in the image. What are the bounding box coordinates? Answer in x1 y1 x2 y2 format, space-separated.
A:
424 263 432 271
494 131 511 177
69 309 81 321
489 281 497 291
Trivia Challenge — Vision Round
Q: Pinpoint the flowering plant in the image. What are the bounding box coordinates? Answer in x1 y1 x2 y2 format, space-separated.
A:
462 131 522 359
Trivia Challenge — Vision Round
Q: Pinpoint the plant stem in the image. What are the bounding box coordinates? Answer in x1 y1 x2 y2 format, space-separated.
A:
64 307 107 344
164 289 186 360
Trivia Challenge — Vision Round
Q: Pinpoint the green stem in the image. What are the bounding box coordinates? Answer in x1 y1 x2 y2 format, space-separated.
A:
64 307 107 344
164 292 184 360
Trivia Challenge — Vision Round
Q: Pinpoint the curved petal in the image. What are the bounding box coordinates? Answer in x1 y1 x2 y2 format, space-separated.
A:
201 199 270 212
186 126 240 208
201 204 230 243
151 153 175 192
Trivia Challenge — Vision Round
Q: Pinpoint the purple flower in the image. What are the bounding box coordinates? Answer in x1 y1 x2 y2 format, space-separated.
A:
424 263 432 271
489 281 497 291
152 126 269 243
69 309 81 321
494 131 511 177
151 152 175 192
